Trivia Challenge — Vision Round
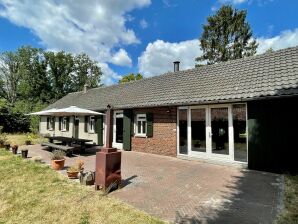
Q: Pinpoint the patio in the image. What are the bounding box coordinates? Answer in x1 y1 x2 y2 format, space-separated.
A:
21 144 283 223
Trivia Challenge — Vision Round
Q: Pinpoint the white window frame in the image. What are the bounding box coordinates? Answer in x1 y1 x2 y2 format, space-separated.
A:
88 116 95 133
61 117 67 132
176 103 248 166
135 114 147 137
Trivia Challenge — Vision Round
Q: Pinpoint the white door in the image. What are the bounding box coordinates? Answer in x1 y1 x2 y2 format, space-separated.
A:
209 106 233 160
113 111 123 149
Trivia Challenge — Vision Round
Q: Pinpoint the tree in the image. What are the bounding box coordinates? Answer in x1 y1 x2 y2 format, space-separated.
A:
265 47 274 53
119 73 143 84
17 46 51 103
0 46 103 133
196 5 258 65
72 53 102 92
45 51 102 101
44 51 75 101
0 51 21 103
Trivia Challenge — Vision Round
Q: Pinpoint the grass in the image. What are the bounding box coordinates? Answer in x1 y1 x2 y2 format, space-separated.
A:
0 149 164 224
5 133 46 146
278 175 298 224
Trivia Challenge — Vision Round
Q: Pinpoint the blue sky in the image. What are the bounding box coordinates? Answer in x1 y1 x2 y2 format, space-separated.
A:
0 0 298 85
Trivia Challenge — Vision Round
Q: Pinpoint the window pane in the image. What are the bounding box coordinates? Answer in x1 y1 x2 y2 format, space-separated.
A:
233 104 247 162
142 121 146 134
179 109 188 154
137 121 141 134
191 109 206 152
90 121 94 131
211 108 229 155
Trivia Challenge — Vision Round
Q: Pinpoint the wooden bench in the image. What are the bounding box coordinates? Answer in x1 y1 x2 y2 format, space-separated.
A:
41 142 74 155
85 142 96 148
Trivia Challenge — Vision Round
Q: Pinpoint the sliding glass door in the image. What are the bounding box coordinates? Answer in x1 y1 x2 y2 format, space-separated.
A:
191 108 206 153
211 107 229 156
177 104 247 163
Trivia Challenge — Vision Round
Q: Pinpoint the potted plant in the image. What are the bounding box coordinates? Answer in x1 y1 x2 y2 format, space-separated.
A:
21 149 29 158
25 134 34 145
76 159 85 171
12 145 18 154
51 150 66 170
67 165 80 179
67 160 84 179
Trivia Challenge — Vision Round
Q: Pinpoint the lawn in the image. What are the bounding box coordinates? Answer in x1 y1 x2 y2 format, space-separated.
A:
278 175 298 224
5 133 46 146
0 149 163 224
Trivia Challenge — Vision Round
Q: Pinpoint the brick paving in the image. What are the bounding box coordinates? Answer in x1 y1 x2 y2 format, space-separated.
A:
19 144 283 223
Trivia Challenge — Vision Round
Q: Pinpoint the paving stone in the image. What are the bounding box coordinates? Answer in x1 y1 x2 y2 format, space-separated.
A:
21 144 283 223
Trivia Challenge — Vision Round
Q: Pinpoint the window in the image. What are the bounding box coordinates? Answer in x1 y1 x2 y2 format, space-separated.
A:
191 108 206 153
61 117 67 131
232 104 247 162
136 114 146 137
89 116 95 133
47 117 55 130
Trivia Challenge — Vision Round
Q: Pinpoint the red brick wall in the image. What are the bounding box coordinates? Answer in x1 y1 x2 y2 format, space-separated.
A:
131 107 177 157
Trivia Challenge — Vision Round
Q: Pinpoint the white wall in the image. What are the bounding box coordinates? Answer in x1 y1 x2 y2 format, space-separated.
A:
39 116 105 145
77 116 98 144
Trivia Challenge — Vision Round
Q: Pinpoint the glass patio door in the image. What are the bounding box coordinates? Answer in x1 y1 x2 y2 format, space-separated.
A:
178 104 247 163
190 108 207 153
210 107 230 156
179 105 233 160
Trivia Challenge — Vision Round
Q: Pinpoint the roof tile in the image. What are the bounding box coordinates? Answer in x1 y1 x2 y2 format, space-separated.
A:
47 46 298 110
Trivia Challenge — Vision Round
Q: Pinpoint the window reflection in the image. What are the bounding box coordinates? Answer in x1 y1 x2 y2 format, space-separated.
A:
233 104 247 162
191 109 206 152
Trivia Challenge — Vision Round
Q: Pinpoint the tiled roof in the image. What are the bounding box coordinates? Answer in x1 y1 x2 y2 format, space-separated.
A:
47 46 298 111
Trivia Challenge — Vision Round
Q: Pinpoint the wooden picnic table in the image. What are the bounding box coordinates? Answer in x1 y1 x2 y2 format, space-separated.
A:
45 136 93 153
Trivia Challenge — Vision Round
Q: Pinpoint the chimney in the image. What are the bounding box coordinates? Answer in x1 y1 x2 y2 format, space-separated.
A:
83 83 89 93
173 61 180 72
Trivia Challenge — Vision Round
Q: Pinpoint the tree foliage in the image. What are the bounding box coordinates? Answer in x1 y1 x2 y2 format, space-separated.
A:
119 73 143 84
196 5 258 65
0 46 102 133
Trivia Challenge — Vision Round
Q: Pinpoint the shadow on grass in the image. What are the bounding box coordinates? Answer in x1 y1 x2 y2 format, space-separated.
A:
174 170 283 224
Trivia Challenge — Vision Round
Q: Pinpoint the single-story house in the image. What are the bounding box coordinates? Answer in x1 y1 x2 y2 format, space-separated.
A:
40 46 298 173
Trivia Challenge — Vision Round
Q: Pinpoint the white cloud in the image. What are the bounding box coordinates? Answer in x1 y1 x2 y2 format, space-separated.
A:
140 19 148 29
216 0 274 7
138 28 298 78
0 0 151 84
138 39 202 77
109 48 132 67
99 62 122 86
162 0 178 8
257 28 298 54
218 0 248 4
